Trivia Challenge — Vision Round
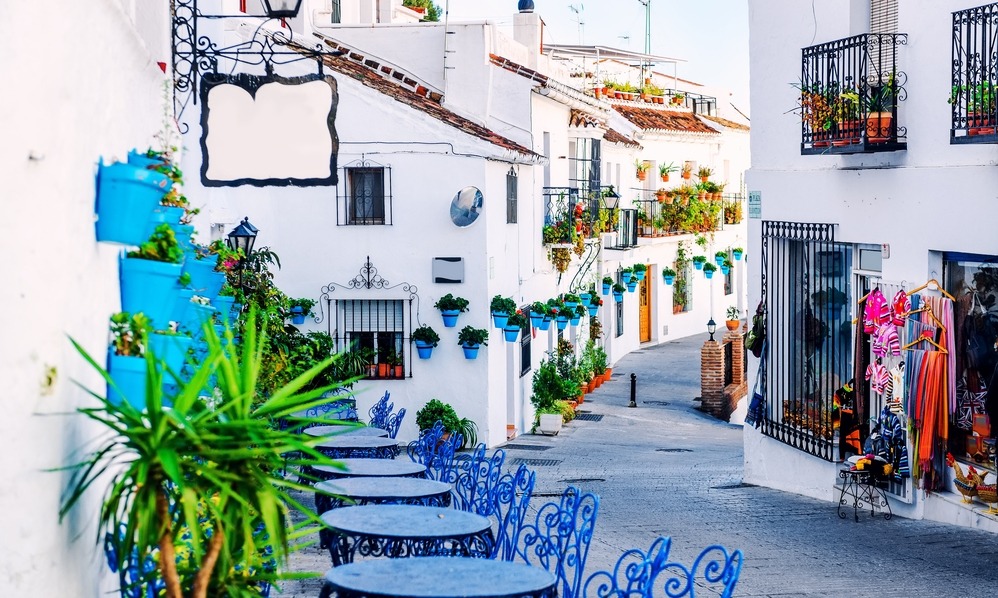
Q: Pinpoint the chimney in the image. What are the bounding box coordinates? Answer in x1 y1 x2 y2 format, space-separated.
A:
513 4 543 68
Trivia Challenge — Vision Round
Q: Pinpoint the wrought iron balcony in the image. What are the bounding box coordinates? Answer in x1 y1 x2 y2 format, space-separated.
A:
951 3 998 143
543 186 622 245
799 33 908 155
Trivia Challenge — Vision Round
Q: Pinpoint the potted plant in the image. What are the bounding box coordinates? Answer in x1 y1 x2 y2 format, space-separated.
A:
434 293 469 328
563 293 581 308
602 276 614 295
587 295 603 317
721 259 733 276
384 348 404 378
703 262 718 279
591 344 609 383
106 312 151 409
612 282 626 302
659 162 677 182
662 266 677 285
632 263 648 281
866 77 897 143
62 310 342 598
692 255 707 270
634 159 650 181
697 166 713 183
95 156 174 246
726 305 741 331
680 162 693 180
732 247 744 261
831 87 862 145
489 295 516 329
412 324 440 359
457 325 489 359
620 266 634 285
714 251 728 267
414 399 478 447
531 358 577 435
529 300 547 329
546 298 569 331
504 311 528 342
288 297 316 325
121 223 185 329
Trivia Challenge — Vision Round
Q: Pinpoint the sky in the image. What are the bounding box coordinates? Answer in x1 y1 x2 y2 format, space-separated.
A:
443 0 750 114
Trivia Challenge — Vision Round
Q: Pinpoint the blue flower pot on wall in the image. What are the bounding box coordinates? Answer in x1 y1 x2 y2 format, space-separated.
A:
720 265 730 276
602 283 611 295
693 261 704 271
184 303 217 339
570 314 581 326
529 312 544 328
120 256 183 328
290 306 306 325
633 270 646 281
127 149 166 169
664 275 675 285
587 305 599 317
626 280 638 293
107 353 147 410
149 333 192 379
462 343 481 359
491 312 510 329
704 269 715 279
150 205 184 228
579 293 592 304
555 316 569 331
733 250 743 261
183 258 224 300
621 271 633 284
503 326 520 342
613 291 624 302
95 162 172 246
538 317 552 331
213 296 236 322
415 340 434 359
440 309 460 328
564 301 578 310
172 287 195 323
169 223 195 254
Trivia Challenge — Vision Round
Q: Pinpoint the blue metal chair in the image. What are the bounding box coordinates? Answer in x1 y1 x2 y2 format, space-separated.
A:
488 463 536 561
406 420 463 482
368 390 406 438
582 536 743 598
514 486 599 598
451 444 507 510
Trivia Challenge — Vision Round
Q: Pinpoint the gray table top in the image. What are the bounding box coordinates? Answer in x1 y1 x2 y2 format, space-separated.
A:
313 435 399 449
315 477 451 501
323 557 557 598
321 505 489 538
313 458 426 478
303 425 388 438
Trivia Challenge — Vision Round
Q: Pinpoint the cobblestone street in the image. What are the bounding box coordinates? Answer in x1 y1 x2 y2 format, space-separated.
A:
280 333 998 597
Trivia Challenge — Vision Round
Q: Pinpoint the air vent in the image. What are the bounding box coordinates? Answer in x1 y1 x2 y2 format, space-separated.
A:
643 400 670 406
504 444 552 451
574 413 604 422
560 478 606 483
509 458 562 467
656 448 693 453
712 482 757 490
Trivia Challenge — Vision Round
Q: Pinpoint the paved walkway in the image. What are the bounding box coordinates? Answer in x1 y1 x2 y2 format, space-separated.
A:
279 333 998 597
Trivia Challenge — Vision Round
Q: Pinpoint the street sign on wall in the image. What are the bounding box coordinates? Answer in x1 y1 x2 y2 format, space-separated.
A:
748 191 761 219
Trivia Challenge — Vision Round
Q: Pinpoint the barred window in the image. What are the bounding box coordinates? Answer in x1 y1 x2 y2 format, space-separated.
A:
337 161 393 226
336 299 408 379
506 167 518 224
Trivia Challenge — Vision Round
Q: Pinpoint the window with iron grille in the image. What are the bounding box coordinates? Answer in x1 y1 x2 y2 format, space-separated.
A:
568 138 601 198
334 299 409 379
506 168 518 224
520 305 531 376
674 264 692 314
723 249 733 296
760 221 847 461
338 161 393 225
615 272 624 338
331 0 341 22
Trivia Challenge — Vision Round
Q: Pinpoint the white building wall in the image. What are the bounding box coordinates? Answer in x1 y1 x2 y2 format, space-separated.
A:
747 0 998 530
0 2 172 595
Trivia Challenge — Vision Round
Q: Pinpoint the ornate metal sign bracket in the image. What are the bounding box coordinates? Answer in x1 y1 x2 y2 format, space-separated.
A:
316 256 420 324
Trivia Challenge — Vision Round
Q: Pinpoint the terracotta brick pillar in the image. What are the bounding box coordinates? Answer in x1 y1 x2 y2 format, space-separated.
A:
700 340 725 418
725 330 745 386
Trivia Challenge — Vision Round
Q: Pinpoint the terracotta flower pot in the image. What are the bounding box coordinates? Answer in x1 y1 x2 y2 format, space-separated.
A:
866 112 893 144
726 320 740 331
661 173 669 183
636 170 647 181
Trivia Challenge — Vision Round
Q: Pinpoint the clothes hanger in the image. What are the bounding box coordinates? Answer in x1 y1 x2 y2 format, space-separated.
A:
901 305 945 330
901 329 949 354
906 279 956 301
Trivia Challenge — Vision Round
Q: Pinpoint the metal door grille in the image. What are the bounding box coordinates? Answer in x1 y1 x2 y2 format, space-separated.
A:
761 221 845 461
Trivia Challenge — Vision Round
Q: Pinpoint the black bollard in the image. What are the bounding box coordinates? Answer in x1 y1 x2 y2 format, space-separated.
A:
629 373 637 408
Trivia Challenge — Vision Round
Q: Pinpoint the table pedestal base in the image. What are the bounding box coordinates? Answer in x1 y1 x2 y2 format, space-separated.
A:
837 469 893 522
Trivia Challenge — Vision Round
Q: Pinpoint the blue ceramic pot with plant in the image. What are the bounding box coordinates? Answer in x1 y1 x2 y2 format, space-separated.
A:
150 205 184 228
503 326 520 342
107 354 147 409
290 307 306 325
462 344 481 359
120 259 182 329
212 295 236 322
491 312 510 329
613 290 624 302
626 280 638 292
720 265 730 276
664 275 675 285
127 149 166 169
621 270 633 284
169 223 195 254
602 282 611 295
183 258 224 300
587 304 599 317
95 161 172 246
538 317 552 331
149 332 192 379
529 311 545 328
733 249 744 261
415 340 434 359
579 292 592 304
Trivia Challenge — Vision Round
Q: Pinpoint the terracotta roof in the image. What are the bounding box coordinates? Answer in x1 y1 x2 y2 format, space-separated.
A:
314 40 539 159
569 109 602 128
613 105 719 134
700 114 750 132
603 127 642 148
489 54 549 85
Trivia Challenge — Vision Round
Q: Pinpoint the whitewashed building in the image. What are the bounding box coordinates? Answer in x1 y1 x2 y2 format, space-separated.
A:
746 0 998 532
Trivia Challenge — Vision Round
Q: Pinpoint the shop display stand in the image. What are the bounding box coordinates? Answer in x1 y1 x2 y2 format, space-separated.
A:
837 469 893 522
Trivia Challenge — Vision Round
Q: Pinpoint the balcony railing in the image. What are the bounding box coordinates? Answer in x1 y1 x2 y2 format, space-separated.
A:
951 3 998 143
800 33 908 155
543 186 625 246
632 190 724 238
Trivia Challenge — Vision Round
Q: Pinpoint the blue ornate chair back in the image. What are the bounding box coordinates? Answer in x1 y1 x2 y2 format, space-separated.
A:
515 486 599 598
451 444 507 511
368 390 405 438
490 463 536 561
582 537 744 598
405 421 463 481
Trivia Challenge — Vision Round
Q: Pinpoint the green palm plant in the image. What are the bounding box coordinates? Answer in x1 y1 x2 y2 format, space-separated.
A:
60 310 347 598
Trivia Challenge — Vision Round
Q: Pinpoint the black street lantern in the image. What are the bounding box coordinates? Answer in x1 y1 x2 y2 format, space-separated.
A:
602 186 622 211
707 318 717 341
262 0 304 18
227 217 259 257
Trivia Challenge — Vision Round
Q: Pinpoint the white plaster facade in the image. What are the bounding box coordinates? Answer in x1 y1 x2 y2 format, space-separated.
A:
746 0 998 532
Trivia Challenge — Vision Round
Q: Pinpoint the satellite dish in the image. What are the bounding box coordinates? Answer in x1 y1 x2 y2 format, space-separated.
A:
450 186 483 227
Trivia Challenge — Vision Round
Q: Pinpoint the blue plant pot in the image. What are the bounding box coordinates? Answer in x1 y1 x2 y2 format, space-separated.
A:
184 303 217 338
119 256 183 328
107 353 147 410
441 309 460 328
733 250 743 261
150 205 184 227
613 291 624 302
715 256 725 267
462 343 481 359
704 270 715 279
127 149 166 169
721 265 730 276
564 301 578 310
626 281 638 292
621 271 633 284
579 293 592 304
95 162 172 246
415 340 434 359
148 333 192 378
529 313 544 329
492 312 510 329
503 327 520 342
570 315 581 326
587 305 599 317
538 317 552 331
664 275 675 286
694 261 704 270
601 283 611 296
172 287 195 323
556 316 569 330
169 223 195 254
633 270 646 281
213 296 236 322
183 258 224 299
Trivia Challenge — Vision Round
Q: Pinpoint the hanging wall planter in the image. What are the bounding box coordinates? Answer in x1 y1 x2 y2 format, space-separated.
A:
107 353 147 409
172 287 195 323
602 278 613 295
587 304 599 317
732 248 744 261
555 315 569 331
212 295 236 322
491 312 510 329
148 332 192 378
621 269 633 284
529 311 545 329
290 306 306 325
503 327 520 342
120 256 183 329
414 340 434 359
127 149 166 169
183 257 225 300
613 290 624 302
169 223 195 254
538 317 552 331
95 161 172 246
626 280 638 293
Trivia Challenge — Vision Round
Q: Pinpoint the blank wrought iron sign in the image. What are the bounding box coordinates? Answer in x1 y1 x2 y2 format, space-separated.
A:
200 72 339 187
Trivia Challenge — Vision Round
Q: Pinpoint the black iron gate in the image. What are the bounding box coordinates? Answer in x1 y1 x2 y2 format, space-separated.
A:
760 221 846 461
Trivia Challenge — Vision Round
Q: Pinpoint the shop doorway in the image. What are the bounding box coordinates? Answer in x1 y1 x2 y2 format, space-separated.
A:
639 272 652 343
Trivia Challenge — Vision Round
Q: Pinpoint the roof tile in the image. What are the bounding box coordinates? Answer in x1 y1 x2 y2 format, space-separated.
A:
613 105 719 134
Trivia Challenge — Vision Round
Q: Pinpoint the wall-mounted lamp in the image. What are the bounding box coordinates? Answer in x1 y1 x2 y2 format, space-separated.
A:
707 318 717 341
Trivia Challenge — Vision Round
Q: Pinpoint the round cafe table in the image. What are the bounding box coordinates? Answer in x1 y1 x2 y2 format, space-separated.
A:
303 424 389 438
321 505 494 566
318 557 557 598
312 458 426 482
313 435 399 460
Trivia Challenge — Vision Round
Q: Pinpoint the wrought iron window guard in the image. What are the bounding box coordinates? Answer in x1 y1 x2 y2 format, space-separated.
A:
172 0 345 125
800 33 908 155
660 89 718 115
337 159 394 226
951 3 998 144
